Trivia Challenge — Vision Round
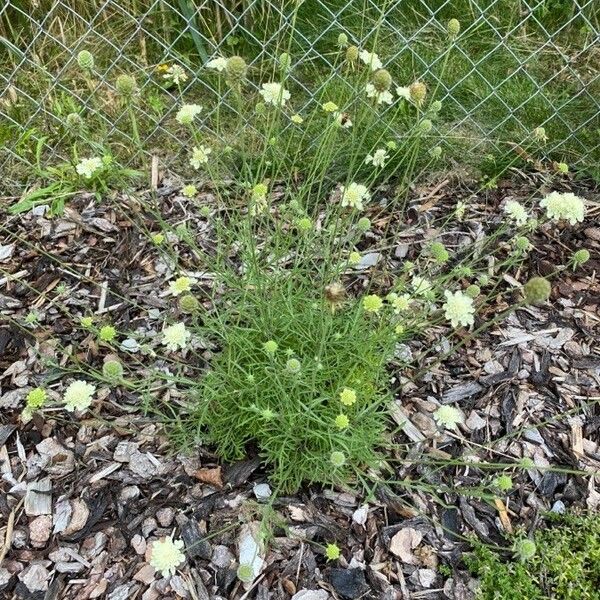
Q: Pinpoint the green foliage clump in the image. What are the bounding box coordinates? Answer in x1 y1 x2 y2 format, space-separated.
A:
186 279 396 492
467 512 600 600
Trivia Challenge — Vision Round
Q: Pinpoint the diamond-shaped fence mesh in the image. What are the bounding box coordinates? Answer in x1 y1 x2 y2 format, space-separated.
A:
1 0 599 196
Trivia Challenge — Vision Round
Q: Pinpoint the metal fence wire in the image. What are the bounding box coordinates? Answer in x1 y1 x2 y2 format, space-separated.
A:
1 0 599 194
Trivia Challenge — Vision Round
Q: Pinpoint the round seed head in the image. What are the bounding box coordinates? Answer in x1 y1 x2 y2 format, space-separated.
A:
115 74 138 98
226 55 247 82
66 112 84 131
573 249 590 266
179 294 200 314
430 100 442 113
514 539 536 562
419 119 433 133
372 68 392 92
325 282 346 306
357 217 371 232
466 284 480 298
285 358 301 374
523 276 551 305
102 360 124 381
337 33 349 48
237 564 254 582
346 45 359 62
330 451 346 467
409 81 427 106
77 50 94 70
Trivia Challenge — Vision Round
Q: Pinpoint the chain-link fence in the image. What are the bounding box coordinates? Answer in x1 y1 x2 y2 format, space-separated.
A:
1 0 599 194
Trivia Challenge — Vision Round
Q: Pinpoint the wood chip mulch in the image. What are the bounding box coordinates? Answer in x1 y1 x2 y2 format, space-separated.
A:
0 171 599 599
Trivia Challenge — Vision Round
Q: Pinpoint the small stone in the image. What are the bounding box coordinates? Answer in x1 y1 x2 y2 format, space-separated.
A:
292 591 330 600
18 563 51 592
253 483 272 500
211 545 235 569
35 438 75 476
329 568 369 599
29 515 52 548
131 534 147 554
156 507 175 528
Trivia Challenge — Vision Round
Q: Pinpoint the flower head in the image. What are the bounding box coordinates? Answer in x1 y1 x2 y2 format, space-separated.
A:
573 249 590 268
365 83 393 105
206 56 227 71
433 405 463 430
335 414 349 430
162 322 191 351
333 111 352 128
26 388 47 409
179 294 200 313
357 217 371 232
169 276 194 296
447 18 461 38
263 340 278 354
348 251 361 266
63 380 96 412
182 184 197 198
337 33 349 48
340 182 370 210
99 325 117 342
259 82 290 107
504 200 528 226
443 290 475 328
176 104 202 125
150 536 186 577
372 69 392 93
291 113 304 124
190 145 211 169
514 539 536 562
533 126 548 143
346 45 359 62
339 387 357 406
391 294 411 313
359 50 382 71
362 294 383 313
365 148 389 168
325 543 341 560
322 101 339 113
76 157 103 179
539 191 585 225
164 64 188 85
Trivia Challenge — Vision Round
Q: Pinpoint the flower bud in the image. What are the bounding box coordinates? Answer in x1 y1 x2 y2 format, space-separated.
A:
533 126 548 143
278 52 291 71
447 18 461 38
77 50 94 71
523 276 551 305
357 217 371 232
419 119 433 133
337 33 348 48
